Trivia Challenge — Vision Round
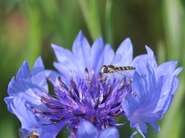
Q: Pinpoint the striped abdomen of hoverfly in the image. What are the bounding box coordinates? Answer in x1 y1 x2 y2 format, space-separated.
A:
100 65 135 73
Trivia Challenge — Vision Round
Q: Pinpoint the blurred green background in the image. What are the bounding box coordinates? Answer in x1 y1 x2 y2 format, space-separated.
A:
0 0 184 138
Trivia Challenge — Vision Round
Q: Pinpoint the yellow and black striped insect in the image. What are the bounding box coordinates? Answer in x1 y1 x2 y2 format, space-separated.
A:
100 65 135 74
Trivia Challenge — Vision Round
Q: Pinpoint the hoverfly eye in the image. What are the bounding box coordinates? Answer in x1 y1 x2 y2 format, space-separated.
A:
100 65 108 73
100 67 105 73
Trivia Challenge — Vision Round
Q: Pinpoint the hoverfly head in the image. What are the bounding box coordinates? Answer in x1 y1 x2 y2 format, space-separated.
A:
100 65 109 73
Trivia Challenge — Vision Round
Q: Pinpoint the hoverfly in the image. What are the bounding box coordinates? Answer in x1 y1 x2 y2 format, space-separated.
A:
100 65 135 74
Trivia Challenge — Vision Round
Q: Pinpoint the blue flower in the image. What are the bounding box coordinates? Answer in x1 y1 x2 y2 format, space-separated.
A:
5 32 134 138
4 58 64 138
34 32 134 137
4 31 182 138
122 46 182 137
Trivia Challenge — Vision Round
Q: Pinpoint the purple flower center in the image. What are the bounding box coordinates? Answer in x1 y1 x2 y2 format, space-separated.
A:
33 70 132 132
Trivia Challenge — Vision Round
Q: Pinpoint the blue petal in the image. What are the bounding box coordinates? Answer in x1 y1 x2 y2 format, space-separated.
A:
32 57 45 74
54 62 72 79
52 44 78 72
133 46 157 74
90 38 105 72
31 58 51 91
157 61 178 76
99 127 119 138
132 54 149 75
16 61 30 79
155 75 179 116
77 120 98 138
72 31 91 71
8 81 45 103
30 70 51 92
113 38 133 66
8 60 49 96
103 44 115 65
52 44 73 64
145 46 157 68
4 96 39 129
